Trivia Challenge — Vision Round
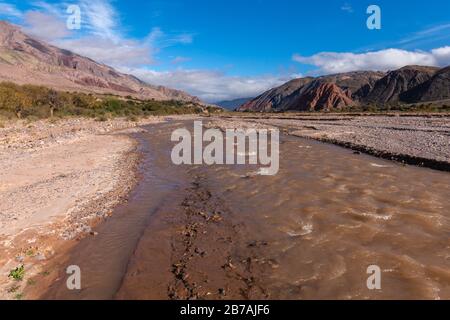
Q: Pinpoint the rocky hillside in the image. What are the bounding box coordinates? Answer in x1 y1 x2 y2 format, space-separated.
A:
238 66 449 112
0 21 199 102
239 77 314 111
239 71 383 112
363 65 439 104
281 81 354 111
318 71 385 98
400 66 450 103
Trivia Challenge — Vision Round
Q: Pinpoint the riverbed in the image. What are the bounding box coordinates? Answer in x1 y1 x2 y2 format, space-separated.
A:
42 119 450 300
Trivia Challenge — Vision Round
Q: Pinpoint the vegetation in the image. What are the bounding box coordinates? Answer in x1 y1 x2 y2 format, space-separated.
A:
40 270 50 277
8 265 25 281
338 102 450 113
7 285 20 293
0 82 208 120
238 102 450 114
26 279 36 286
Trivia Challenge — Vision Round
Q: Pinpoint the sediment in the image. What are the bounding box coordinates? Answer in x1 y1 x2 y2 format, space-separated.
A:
207 114 450 171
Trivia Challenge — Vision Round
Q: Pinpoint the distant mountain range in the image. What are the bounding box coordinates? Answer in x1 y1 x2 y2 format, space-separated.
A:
238 65 450 112
214 97 253 110
0 21 199 102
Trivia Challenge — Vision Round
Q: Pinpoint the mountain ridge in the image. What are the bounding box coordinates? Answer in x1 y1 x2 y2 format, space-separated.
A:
238 65 449 112
0 21 200 103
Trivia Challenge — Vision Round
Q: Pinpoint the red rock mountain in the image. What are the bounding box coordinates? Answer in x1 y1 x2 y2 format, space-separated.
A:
282 81 354 111
0 21 199 102
239 71 383 112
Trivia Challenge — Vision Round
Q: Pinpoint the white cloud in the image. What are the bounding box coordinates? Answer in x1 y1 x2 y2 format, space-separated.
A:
57 36 155 66
341 3 354 13
147 27 194 49
23 11 71 40
0 2 22 18
171 56 191 64
79 0 118 40
29 0 120 40
431 46 450 65
122 67 293 102
293 47 450 74
398 23 450 47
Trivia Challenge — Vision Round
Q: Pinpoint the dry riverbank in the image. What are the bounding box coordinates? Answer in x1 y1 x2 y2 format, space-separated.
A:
0 117 169 299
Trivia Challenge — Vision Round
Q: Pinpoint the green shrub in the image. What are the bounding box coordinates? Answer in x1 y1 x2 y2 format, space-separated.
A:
9 265 25 281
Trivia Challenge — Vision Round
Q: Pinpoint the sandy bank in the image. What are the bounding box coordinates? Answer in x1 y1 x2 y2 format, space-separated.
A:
0 117 166 299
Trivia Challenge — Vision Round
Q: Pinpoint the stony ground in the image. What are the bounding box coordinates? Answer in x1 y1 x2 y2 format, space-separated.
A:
209 114 450 170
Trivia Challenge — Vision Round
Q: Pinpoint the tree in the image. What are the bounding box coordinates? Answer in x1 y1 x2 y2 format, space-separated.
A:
0 86 31 119
48 89 61 118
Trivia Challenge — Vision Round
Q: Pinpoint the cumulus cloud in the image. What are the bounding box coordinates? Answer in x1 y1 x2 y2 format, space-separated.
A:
431 46 450 65
122 68 293 102
293 47 450 74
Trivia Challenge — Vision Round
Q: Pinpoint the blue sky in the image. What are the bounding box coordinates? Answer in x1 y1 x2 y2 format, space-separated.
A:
1 0 450 101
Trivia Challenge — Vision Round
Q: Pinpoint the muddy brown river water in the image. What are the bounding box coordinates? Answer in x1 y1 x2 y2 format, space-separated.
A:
43 120 450 300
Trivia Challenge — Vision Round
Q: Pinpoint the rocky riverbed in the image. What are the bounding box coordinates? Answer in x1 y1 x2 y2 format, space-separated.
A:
208 114 450 171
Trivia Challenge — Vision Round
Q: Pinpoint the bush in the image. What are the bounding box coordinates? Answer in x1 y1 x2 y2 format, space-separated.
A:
0 82 205 120
9 265 25 281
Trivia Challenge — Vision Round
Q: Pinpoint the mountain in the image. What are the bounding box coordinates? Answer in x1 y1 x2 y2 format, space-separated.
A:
317 71 385 99
239 71 383 112
282 81 354 111
362 65 439 104
400 66 450 103
238 66 449 112
239 77 314 112
215 97 253 110
0 21 199 102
